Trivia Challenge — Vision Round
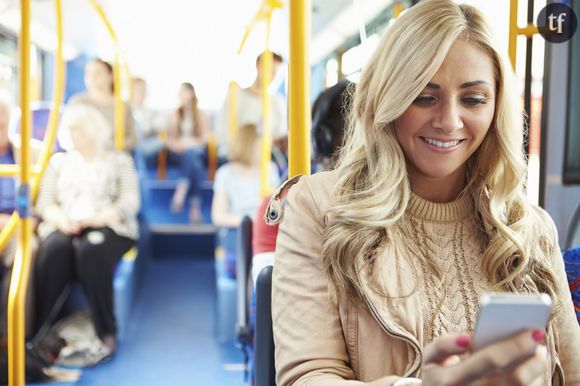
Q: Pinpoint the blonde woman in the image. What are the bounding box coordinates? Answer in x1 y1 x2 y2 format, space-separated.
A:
272 1 579 385
211 124 280 228
35 105 139 365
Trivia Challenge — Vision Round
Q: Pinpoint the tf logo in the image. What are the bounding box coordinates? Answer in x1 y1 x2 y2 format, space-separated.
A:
537 3 577 43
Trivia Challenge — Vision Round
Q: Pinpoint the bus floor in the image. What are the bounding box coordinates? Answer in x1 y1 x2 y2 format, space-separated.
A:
43 253 246 386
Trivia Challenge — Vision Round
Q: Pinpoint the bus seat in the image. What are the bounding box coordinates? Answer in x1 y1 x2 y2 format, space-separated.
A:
563 246 580 324
9 102 64 152
254 265 275 386
215 227 237 342
235 216 253 349
113 247 139 339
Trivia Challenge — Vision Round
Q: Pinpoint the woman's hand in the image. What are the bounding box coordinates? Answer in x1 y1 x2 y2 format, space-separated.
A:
79 207 121 229
421 329 548 386
56 217 82 235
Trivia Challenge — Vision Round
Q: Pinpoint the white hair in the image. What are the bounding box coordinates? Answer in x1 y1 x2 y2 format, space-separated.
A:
58 104 113 151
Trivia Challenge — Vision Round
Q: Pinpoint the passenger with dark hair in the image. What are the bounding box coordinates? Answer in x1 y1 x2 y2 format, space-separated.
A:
34 104 139 366
168 82 208 223
68 58 137 151
216 51 287 160
272 1 579 385
311 80 353 171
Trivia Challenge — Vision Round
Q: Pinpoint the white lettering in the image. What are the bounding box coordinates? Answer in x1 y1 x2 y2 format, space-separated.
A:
557 13 567 33
548 13 558 31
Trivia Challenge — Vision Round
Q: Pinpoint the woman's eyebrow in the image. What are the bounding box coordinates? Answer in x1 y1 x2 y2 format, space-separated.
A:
460 80 491 88
425 80 491 89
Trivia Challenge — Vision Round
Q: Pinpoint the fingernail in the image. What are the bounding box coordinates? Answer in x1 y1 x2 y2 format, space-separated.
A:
532 329 545 343
538 345 549 358
456 335 471 348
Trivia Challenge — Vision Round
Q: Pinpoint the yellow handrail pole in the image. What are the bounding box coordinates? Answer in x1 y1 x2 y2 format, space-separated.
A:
259 47 273 197
237 0 283 196
86 0 126 150
112 57 125 150
0 0 63 256
0 166 40 177
227 81 238 140
207 134 217 181
33 0 65 199
288 0 311 178
393 2 405 18
8 0 32 384
508 0 518 70
0 214 19 254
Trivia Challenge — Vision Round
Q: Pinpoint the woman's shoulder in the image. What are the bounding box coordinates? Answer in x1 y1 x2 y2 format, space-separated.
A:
529 204 559 247
67 92 90 105
216 162 234 175
285 170 339 214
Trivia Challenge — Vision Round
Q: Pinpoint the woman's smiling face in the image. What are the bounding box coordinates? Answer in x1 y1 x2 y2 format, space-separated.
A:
394 39 496 194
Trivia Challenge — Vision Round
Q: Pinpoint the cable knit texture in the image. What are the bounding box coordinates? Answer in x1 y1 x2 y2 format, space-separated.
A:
401 192 491 346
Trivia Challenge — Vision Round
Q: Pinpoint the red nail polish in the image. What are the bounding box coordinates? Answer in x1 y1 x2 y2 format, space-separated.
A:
456 335 470 348
532 329 545 342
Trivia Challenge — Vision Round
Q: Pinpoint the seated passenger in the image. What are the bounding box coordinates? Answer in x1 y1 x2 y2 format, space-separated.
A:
272 1 580 385
68 58 136 152
0 95 80 382
168 82 208 223
212 124 280 229
251 80 352 284
34 104 139 366
130 77 166 158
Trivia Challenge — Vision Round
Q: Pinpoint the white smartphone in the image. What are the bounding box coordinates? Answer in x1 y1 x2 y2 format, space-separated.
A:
472 293 552 351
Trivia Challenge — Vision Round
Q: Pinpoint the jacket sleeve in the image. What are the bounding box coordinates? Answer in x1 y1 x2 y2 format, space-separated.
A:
272 177 402 386
542 213 580 384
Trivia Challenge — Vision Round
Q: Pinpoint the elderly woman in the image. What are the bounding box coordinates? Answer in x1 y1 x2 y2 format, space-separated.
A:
34 104 139 365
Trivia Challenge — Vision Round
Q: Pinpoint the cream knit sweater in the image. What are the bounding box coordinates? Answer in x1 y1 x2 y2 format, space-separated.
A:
400 192 492 346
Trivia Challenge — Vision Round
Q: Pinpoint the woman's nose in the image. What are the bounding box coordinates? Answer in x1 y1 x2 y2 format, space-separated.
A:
432 100 463 133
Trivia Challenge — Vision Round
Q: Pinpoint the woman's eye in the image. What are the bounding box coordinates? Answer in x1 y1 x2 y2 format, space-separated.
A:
413 95 436 106
462 97 487 106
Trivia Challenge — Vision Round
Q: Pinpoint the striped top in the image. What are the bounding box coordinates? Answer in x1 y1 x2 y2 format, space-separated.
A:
35 151 140 240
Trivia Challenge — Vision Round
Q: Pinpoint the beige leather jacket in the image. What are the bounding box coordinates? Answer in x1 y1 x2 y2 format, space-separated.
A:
272 171 580 386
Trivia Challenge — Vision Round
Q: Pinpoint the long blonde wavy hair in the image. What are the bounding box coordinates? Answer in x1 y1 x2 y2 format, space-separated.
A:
321 0 561 311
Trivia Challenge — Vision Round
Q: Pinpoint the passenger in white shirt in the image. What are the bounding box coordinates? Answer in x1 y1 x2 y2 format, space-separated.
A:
216 52 287 159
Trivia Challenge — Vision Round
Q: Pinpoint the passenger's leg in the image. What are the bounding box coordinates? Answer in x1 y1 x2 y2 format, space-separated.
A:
33 231 75 335
74 227 133 346
182 148 204 222
169 151 189 213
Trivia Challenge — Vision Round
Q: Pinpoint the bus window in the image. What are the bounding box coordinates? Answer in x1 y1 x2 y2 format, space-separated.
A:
564 0 580 184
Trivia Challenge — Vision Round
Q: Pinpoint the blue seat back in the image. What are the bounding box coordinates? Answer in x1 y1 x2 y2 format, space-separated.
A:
254 265 275 386
564 247 580 324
